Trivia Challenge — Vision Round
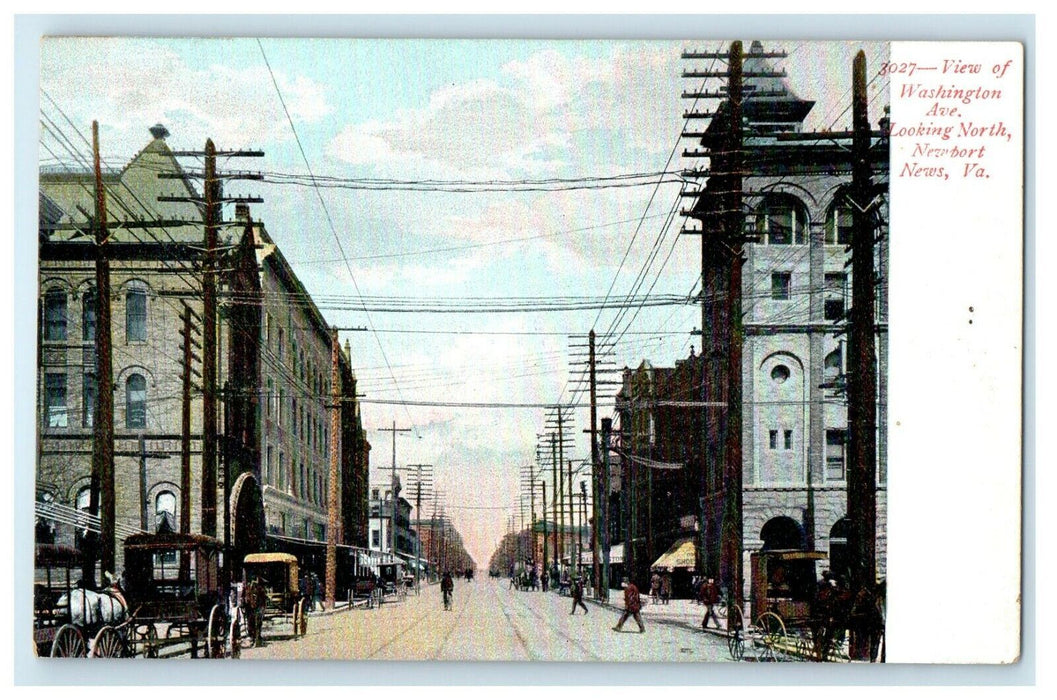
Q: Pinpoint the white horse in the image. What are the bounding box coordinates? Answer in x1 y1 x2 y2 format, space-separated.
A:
57 584 128 628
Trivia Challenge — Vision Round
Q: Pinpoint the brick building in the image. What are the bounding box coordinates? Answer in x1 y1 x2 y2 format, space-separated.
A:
36 125 370 575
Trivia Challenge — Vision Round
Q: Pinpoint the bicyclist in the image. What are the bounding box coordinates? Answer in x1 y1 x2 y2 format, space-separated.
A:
441 571 454 611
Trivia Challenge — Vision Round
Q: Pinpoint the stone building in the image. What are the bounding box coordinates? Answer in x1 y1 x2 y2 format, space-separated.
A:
692 42 889 595
36 125 370 574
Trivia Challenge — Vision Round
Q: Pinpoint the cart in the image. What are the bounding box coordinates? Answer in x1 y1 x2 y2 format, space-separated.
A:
242 552 307 644
33 544 139 658
733 550 844 662
123 533 236 658
34 544 87 657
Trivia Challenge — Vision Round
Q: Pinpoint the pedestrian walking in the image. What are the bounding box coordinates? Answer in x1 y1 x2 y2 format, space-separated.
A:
701 577 721 629
650 571 662 604
612 578 645 633
441 571 454 611
569 576 589 615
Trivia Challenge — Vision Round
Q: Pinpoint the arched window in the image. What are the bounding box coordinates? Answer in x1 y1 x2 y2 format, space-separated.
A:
155 491 176 534
75 486 92 551
826 200 854 245
43 288 67 341
36 492 56 545
126 284 147 342
126 374 147 429
828 518 851 584
760 516 804 551
82 288 96 342
755 197 808 245
824 347 842 381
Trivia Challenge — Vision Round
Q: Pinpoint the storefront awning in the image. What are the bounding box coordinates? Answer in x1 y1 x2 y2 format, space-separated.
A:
651 537 697 571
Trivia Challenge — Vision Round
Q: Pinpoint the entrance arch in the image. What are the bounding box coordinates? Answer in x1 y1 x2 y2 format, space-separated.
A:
828 517 851 583
760 516 804 551
230 472 264 563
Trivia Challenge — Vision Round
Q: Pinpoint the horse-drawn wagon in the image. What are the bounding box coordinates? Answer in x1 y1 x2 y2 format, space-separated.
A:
241 552 307 645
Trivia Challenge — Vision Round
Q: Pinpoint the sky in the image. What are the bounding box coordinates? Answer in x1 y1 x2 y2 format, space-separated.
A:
39 37 889 569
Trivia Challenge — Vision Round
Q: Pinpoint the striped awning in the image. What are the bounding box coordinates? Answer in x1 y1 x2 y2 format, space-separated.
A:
651 537 697 571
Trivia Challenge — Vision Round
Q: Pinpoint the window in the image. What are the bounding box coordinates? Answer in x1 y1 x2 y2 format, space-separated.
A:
266 445 274 486
155 491 176 534
824 348 843 381
784 429 793 450
768 430 778 450
825 273 847 321
44 373 68 428
371 488 380 500
755 198 808 245
279 452 286 491
82 373 96 427
826 203 854 245
44 289 67 341
771 272 791 300
277 386 284 425
770 364 790 384
126 286 147 342
266 379 273 417
82 289 96 343
278 328 285 359
126 374 147 428
36 492 56 545
75 487 92 551
371 529 380 548
826 429 847 481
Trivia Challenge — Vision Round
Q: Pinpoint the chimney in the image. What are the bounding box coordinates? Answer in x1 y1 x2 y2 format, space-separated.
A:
235 204 250 222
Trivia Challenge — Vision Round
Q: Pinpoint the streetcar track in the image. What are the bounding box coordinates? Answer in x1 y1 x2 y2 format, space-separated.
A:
365 594 437 659
430 584 474 660
504 585 603 661
491 582 537 661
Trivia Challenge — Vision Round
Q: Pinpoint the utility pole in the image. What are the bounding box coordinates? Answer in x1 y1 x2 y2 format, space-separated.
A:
681 40 768 605
550 432 558 571
378 423 412 558
588 329 601 596
200 139 219 538
160 142 262 543
326 328 341 610
600 418 612 601
178 303 201 538
407 464 433 594
87 120 114 586
541 479 548 586
567 459 575 576
847 50 879 660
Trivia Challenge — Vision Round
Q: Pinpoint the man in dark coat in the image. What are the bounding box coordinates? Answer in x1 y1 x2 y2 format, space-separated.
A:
612 578 645 632
569 576 589 615
701 577 721 629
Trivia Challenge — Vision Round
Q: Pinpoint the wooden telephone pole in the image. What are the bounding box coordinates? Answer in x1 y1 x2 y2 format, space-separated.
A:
847 50 880 660
87 121 114 586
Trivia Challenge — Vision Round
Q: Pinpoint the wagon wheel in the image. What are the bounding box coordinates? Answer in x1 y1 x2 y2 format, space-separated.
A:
136 624 159 659
727 629 745 661
754 612 788 662
50 624 86 657
726 604 745 634
795 629 818 661
228 610 242 659
90 625 126 657
206 604 228 658
296 599 308 637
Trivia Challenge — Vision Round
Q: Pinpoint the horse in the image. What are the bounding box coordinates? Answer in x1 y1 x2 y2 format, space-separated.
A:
242 580 267 647
57 581 128 628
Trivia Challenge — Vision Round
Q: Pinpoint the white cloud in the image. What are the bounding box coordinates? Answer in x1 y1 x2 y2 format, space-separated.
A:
40 38 332 161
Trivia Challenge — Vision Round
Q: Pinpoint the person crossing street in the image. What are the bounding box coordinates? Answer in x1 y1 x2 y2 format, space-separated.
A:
569 575 589 615
612 578 645 633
